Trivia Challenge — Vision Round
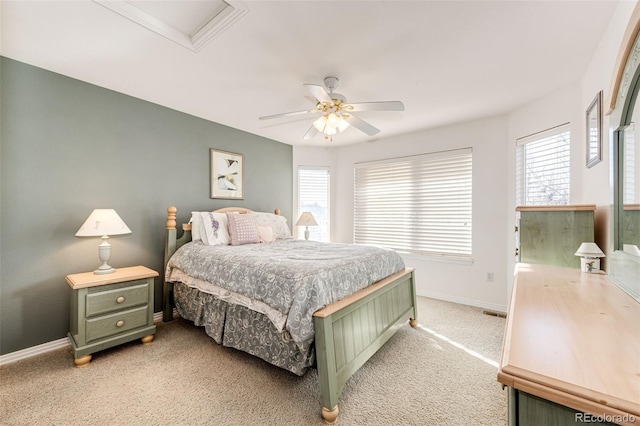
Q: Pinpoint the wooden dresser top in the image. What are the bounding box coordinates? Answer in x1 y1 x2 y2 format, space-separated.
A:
498 263 640 422
516 204 597 212
66 265 158 289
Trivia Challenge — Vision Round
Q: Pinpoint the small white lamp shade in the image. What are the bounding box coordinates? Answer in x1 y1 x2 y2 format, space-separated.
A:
76 209 132 274
574 242 605 273
296 212 318 240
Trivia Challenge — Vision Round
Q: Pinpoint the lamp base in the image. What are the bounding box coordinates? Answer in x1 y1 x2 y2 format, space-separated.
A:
94 265 115 275
580 257 600 273
94 236 115 274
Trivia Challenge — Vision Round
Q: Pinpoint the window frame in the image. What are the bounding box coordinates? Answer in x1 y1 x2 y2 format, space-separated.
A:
516 123 571 206
297 166 331 242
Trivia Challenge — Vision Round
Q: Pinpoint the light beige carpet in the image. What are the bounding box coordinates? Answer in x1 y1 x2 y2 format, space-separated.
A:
0 297 507 425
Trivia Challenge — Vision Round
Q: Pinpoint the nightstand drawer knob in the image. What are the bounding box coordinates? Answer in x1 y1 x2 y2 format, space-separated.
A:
116 296 125 304
116 320 125 328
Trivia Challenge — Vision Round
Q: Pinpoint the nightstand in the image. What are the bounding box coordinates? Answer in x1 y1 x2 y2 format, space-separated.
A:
66 265 159 367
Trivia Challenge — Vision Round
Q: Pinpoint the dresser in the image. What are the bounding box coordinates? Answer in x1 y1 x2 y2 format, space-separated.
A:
516 205 596 268
498 264 640 425
66 265 158 367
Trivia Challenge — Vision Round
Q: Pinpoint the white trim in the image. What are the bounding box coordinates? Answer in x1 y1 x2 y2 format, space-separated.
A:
354 147 472 168
0 338 69 366
516 122 570 145
400 252 474 266
417 290 507 314
94 0 248 52
0 310 176 366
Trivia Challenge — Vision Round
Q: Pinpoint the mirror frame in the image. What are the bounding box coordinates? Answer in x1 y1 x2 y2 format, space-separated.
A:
608 5 640 302
586 91 603 168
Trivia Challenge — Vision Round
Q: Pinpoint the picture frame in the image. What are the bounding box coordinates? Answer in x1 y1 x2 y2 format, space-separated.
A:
210 149 244 199
586 90 602 168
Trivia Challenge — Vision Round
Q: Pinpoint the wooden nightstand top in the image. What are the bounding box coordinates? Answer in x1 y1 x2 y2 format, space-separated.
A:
66 266 159 289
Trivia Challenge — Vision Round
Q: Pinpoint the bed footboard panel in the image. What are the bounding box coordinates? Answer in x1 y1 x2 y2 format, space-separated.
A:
313 268 417 420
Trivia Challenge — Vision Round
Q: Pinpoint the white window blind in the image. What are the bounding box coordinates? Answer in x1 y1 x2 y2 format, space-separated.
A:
354 148 472 257
298 167 330 242
516 124 570 206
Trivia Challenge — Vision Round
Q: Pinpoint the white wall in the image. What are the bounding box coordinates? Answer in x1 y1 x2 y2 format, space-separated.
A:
292 0 637 312
581 0 637 254
296 116 511 312
507 0 636 277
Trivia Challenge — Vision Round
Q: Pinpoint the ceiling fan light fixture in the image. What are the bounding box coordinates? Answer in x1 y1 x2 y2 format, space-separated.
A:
259 76 403 142
313 115 327 132
326 112 340 129
324 126 338 136
338 115 350 132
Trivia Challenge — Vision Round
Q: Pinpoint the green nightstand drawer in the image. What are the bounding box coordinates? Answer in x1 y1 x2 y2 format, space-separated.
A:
86 305 148 342
86 280 149 317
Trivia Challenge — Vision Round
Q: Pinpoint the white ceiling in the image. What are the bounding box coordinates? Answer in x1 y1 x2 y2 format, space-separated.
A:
0 0 619 147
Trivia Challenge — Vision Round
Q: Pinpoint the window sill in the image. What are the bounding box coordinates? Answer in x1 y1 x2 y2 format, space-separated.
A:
398 252 475 266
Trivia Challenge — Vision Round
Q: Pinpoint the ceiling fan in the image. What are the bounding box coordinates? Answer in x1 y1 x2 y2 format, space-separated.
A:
259 76 404 141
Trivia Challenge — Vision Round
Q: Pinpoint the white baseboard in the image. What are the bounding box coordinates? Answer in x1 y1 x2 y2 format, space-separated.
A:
0 338 70 366
0 310 176 366
417 291 507 314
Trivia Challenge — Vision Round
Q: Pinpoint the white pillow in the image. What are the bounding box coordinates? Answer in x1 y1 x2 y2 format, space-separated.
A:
190 212 202 241
257 225 275 243
200 212 230 246
250 212 292 240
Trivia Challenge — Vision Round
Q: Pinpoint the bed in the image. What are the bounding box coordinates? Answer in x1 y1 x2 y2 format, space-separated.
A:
162 206 417 423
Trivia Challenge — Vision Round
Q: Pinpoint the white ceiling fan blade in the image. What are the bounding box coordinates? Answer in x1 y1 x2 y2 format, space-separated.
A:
346 101 405 112
345 114 380 136
259 109 316 120
303 83 332 103
303 125 319 140
304 95 319 105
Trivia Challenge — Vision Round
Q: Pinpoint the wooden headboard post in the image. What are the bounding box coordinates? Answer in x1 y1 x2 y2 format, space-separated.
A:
163 206 193 322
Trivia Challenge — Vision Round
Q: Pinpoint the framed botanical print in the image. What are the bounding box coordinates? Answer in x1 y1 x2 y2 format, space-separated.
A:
586 90 602 168
210 149 244 199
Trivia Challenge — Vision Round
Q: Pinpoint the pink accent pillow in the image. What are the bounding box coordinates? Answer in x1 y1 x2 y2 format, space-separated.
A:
257 225 275 243
227 213 260 246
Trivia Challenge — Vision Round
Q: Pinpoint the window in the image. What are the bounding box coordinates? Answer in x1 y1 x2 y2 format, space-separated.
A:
297 167 330 242
516 124 570 206
354 148 472 257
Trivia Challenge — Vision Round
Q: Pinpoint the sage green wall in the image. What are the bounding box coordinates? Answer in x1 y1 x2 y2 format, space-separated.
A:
0 57 293 355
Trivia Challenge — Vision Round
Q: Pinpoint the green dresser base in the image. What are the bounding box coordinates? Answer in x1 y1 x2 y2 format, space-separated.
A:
68 324 156 358
508 388 619 426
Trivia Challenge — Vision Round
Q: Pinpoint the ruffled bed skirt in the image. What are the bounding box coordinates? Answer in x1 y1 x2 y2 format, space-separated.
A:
173 282 314 376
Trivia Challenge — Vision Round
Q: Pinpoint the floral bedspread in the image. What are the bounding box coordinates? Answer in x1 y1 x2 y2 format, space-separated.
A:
166 239 405 353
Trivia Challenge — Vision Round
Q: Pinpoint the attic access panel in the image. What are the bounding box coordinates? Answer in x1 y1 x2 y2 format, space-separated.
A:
95 0 248 52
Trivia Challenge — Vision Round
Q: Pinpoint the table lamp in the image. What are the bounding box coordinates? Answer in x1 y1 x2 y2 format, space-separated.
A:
76 209 132 274
574 242 605 273
296 212 318 240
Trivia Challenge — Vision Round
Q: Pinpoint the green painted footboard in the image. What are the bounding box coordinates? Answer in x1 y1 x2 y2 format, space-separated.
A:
313 268 417 423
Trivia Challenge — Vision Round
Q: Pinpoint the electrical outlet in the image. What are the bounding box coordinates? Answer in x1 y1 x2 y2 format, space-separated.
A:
486 272 494 282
